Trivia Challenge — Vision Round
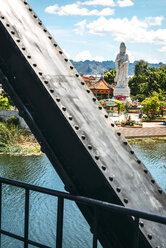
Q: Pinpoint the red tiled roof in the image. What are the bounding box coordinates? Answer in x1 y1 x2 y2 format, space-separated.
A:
81 76 95 82
89 78 112 90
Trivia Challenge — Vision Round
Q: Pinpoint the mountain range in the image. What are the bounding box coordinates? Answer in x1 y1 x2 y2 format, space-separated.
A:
70 60 164 76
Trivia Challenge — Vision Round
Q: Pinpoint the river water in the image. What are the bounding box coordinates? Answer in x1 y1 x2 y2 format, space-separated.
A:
0 142 165 248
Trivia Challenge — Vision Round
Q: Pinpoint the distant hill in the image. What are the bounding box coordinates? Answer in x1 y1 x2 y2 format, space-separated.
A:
70 60 164 76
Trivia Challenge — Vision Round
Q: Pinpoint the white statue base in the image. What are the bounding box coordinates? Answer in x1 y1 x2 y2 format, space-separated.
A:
113 86 130 97
113 86 131 103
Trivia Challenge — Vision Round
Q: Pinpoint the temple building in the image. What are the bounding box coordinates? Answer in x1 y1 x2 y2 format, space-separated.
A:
89 74 113 100
81 75 96 87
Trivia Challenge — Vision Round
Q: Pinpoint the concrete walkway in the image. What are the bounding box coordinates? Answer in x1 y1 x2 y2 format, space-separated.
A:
111 113 166 138
120 125 166 138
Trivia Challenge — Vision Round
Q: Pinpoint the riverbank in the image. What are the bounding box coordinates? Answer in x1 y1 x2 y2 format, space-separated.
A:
128 137 166 144
0 122 42 155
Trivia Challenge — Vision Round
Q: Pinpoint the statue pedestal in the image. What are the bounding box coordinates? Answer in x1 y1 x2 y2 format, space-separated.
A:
113 86 131 103
113 86 130 97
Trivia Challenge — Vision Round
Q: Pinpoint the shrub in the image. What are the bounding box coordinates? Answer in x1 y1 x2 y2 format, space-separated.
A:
6 116 20 126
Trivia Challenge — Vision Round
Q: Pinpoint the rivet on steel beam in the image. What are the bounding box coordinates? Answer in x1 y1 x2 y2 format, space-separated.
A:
137 159 141 164
148 234 152 240
81 135 86 140
69 116 72 120
33 15 37 18
117 132 121 136
151 179 155 184
158 188 162 194
44 81 48 84
62 107 66 111
48 36 52 40
144 169 148 174
64 58 68 62
70 66 74 69
33 64 37 67
109 176 114 181
81 82 85 85
87 90 90 93
123 141 127 145
59 51 63 55
98 106 102 110
92 98 96 102
105 115 108 118
75 74 79 77
27 55 31 59
56 98 60 102
88 145 92 150
124 198 128 204
6 24 10 27
39 72 42 76
75 126 79 130
95 156 99 160
102 166 106 171
50 89 54 93
29 8 32 12
11 31 15 35
139 221 144 228
116 187 121 193
111 123 114 127
130 150 134 154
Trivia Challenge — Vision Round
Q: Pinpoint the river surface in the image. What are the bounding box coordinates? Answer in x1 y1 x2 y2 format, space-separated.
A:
0 142 165 248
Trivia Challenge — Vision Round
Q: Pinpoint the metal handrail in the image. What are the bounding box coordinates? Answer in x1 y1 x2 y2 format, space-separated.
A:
0 177 166 248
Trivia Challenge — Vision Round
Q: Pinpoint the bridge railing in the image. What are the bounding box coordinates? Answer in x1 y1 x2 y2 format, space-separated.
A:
0 177 165 248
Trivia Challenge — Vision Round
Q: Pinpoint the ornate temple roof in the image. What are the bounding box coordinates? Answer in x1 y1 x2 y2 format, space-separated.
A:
89 74 112 90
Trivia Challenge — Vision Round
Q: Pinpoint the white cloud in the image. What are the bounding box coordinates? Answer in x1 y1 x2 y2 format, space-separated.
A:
45 4 59 14
158 46 166 52
74 20 87 35
145 16 164 26
73 50 104 61
81 0 115 6
45 3 114 16
87 16 166 46
117 0 134 7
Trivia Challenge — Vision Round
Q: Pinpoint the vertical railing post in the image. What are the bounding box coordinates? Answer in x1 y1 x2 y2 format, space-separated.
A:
24 189 30 248
0 182 2 248
56 197 64 248
92 206 99 248
132 217 140 248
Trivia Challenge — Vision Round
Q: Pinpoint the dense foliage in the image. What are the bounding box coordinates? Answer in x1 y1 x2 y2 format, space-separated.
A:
129 60 166 100
0 94 12 110
141 92 166 118
104 69 116 85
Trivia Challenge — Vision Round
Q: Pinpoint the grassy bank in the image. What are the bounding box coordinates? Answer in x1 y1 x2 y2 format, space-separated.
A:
0 122 42 155
128 137 166 145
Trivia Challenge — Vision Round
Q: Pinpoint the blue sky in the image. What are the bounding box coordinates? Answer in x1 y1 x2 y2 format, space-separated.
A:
28 0 166 63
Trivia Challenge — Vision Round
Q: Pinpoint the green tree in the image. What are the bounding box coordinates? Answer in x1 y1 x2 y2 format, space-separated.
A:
104 69 116 85
134 60 148 76
115 100 124 114
0 95 12 110
128 74 148 100
141 93 166 118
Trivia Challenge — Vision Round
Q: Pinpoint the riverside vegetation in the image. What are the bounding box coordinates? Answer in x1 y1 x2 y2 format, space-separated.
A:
0 116 41 155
